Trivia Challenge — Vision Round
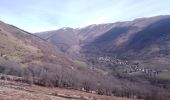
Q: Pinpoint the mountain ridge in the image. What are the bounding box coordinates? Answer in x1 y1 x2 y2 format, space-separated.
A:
35 15 170 57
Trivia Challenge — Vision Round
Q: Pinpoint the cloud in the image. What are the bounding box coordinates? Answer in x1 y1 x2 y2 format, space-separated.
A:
0 0 170 32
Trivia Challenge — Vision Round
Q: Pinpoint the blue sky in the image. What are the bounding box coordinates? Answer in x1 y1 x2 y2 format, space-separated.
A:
0 0 170 32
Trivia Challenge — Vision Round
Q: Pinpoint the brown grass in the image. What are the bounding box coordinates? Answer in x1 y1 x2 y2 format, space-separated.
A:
0 80 138 100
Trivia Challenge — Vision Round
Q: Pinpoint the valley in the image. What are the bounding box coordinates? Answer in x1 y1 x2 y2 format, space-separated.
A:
0 15 170 100
36 15 170 100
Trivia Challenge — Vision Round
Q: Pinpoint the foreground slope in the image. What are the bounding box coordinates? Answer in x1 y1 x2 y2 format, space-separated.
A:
0 21 76 68
0 80 136 100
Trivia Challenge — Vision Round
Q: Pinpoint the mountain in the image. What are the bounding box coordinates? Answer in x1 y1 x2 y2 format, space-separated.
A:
0 20 125 98
87 15 170 69
1 16 170 99
36 27 80 53
91 15 170 53
36 15 170 69
0 21 76 68
35 24 114 55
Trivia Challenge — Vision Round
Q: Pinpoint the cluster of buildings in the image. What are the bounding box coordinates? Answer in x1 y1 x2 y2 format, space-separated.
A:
98 56 168 77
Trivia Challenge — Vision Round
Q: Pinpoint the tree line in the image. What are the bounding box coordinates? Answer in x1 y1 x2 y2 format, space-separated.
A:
0 61 170 100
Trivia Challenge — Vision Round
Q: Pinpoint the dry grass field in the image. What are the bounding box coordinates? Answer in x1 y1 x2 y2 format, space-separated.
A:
0 80 138 100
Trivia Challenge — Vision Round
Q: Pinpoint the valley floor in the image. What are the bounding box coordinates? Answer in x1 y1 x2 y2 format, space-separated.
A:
0 80 138 100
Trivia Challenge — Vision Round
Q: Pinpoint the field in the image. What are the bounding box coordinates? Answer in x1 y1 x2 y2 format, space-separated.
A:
0 80 138 100
157 71 170 80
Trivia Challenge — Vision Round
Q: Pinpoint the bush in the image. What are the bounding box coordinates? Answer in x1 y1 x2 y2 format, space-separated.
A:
0 61 23 76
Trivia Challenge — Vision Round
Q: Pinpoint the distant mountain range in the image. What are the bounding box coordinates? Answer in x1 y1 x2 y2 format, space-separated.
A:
36 15 170 69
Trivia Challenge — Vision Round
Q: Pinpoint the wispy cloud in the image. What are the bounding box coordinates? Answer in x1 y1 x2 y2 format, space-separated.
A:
0 0 170 32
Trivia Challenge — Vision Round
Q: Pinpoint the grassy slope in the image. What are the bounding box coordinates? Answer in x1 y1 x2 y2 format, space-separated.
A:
0 80 137 100
0 21 77 68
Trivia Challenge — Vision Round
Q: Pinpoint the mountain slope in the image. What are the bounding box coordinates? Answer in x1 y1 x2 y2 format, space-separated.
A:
0 21 76 68
0 21 127 98
36 15 170 54
36 15 170 69
35 24 114 55
87 15 170 69
91 15 170 54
